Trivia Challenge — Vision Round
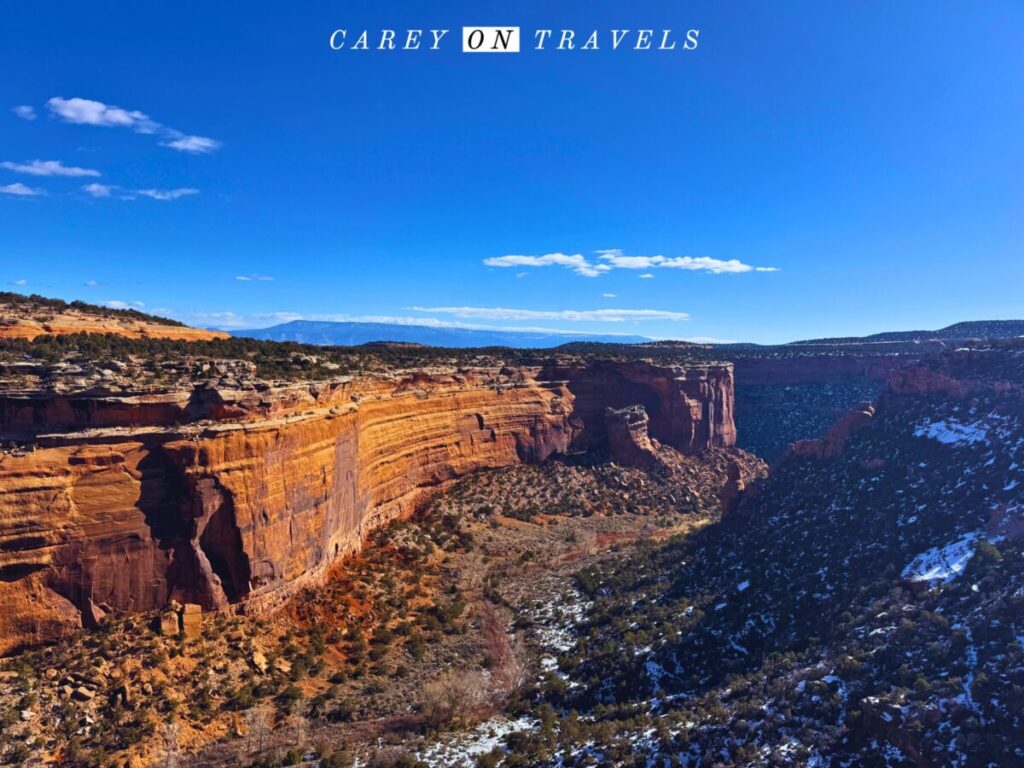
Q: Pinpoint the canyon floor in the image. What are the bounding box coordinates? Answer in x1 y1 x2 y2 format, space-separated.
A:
1 447 762 767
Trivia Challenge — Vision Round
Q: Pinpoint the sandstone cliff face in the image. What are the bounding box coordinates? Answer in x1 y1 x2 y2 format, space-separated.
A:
0 361 735 653
544 361 736 453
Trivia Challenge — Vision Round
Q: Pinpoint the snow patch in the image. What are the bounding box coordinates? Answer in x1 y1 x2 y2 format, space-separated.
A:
416 715 534 765
902 531 981 583
914 419 989 445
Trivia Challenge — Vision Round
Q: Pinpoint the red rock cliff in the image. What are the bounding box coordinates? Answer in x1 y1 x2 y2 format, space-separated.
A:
543 361 736 453
0 361 734 653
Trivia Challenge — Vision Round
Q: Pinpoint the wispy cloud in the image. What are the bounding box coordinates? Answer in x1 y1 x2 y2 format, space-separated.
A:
485 249 777 278
2 159 100 177
48 97 158 131
11 279 28 286
602 293 617 298
408 306 689 323
82 183 113 198
46 97 221 153
12 105 36 121
135 188 199 201
81 183 198 201
484 253 611 278
235 274 274 282
597 249 778 274
0 182 44 197
162 135 220 153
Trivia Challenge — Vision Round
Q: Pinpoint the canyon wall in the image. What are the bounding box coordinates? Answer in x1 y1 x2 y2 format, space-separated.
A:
0 361 734 653
544 361 736 452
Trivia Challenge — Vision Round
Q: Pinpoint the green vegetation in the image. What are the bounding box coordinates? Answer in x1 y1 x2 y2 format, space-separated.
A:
492 348 1024 765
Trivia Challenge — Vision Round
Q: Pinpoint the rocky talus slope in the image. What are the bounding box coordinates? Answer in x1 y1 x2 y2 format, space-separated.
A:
0 358 735 654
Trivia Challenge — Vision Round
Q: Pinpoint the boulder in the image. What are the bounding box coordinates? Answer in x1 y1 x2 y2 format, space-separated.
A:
159 611 180 638
72 686 95 701
181 603 202 640
110 682 132 709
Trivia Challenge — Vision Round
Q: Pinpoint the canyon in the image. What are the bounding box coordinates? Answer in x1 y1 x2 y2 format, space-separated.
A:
0 359 735 654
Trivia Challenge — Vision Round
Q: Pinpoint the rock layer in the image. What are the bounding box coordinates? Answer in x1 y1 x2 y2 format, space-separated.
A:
0 360 735 653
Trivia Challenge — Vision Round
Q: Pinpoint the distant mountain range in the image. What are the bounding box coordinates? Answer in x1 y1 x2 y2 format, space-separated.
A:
789 319 1024 346
227 318 1024 350
231 320 651 348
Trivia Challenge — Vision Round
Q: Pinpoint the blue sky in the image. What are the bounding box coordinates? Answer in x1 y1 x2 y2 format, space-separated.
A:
1 1 1022 343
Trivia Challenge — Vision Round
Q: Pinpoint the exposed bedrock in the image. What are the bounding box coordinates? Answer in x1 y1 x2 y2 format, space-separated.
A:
0 361 734 653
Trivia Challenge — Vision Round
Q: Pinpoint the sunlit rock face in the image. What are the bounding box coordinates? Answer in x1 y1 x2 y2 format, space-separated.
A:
0 361 735 654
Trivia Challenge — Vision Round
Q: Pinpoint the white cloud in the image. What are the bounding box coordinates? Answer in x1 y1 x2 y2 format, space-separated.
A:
82 183 199 201
11 279 28 285
484 253 612 278
597 249 775 275
46 97 220 153
12 105 36 121
235 274 274 282
602 293 617 298
638 273 654 279
83 280 100 287
161 134 221 154
2 159 100 177
486 248 777 278
103 300 130 309
0 182 44 197
82 183 113 198
408 306 689 322
135 188 199 201
48 97 159 131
